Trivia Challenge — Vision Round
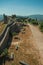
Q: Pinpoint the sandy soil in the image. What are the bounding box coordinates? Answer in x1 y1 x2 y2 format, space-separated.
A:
29 24 43 65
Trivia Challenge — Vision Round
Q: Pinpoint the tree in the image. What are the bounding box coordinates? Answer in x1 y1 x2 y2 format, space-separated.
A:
28 18 31 22
12 15 16 19
3 14 8 24
36 18 37 21
39 22 43 32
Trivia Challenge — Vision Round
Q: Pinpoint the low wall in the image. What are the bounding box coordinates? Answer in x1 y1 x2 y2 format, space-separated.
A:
0 27 10 50
0 22 22 52
0 21 14 52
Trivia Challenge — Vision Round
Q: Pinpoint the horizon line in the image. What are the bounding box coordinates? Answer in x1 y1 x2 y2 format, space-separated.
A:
0 14 43 16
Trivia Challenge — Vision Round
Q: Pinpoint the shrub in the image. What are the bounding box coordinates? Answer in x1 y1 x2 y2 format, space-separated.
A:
12 32 18 36
12 15 16 19
39 22 43 32
1 48 8 56
31 21 38 25
3 14 8 24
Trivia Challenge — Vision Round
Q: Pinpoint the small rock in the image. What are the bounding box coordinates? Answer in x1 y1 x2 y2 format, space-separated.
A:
19 61 29 65
15 45 19 50
9 53 14 60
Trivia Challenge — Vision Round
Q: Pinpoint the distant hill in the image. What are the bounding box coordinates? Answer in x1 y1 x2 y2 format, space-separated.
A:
0 15 3 21
0 14 43 21
17 15 43 21
28 15 43 21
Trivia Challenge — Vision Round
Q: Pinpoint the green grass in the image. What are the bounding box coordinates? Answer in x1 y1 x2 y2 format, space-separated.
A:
39 22 43 32
0 48 8 57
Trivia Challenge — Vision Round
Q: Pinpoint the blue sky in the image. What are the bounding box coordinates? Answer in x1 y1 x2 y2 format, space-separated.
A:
0 0 43 16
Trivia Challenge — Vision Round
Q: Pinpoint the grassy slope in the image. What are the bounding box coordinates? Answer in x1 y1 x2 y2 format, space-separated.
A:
0 22 6 34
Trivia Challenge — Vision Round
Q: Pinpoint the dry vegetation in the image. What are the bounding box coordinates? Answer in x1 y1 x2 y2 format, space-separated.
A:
0 22 6 34
5 25 41 65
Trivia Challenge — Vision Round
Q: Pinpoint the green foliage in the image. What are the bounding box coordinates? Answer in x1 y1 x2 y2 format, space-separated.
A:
28 18 31 22
12 15 16 19
12 32 17 36
39 22 43 32
0 50 2 55
31 20 38 25
17 18 23 22
16 17 28 23
1 48 8 56
28 18 38 25
3 14 8 23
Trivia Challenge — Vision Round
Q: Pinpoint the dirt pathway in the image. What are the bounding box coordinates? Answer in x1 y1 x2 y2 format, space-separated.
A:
29 24 43 64
5 24 42 65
